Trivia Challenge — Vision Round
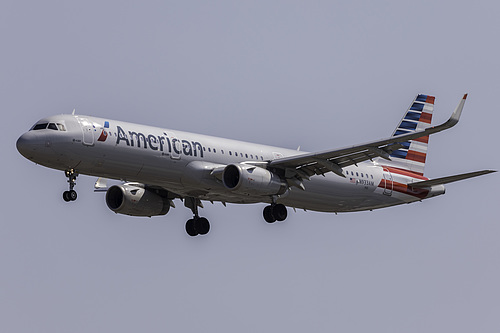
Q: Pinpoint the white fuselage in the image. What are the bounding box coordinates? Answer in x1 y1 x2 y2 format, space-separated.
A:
17 114 444 213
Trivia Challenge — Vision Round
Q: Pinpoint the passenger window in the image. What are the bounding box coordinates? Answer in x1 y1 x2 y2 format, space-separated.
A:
229 151 232 156
371 175 374 179
32 123 48 130
221 150 224 154
214 149 217 153
356 172 359 177
361 173 364 178
245 154 248 158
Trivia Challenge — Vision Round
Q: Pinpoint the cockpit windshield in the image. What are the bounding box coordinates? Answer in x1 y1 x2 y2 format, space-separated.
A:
32 123 48 130
30 122 66 131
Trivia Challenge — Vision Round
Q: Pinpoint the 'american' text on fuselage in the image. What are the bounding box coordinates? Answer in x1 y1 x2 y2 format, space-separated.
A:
115 125 204 158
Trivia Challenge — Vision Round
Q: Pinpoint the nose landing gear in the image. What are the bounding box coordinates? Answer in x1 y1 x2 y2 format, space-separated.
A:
63 169 78 202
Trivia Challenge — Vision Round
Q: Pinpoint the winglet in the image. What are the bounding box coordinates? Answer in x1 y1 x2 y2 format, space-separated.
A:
446 93 468 128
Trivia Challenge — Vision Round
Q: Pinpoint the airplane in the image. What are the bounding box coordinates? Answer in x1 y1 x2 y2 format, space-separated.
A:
16 93 495 236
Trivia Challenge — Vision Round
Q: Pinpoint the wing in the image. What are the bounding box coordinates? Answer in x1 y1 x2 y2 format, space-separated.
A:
268 94 468 179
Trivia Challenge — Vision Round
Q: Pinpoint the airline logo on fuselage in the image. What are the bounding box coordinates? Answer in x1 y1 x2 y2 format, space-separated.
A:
97 121 110 142
114 125 204 158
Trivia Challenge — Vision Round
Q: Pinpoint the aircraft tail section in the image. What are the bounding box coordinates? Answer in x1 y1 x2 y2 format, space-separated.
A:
380 94 435 176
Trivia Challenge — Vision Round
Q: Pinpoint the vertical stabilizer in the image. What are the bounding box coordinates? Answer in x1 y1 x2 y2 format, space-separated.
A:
382 94 435 176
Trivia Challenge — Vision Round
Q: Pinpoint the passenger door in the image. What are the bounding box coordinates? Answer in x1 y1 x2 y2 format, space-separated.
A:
77 117 95 146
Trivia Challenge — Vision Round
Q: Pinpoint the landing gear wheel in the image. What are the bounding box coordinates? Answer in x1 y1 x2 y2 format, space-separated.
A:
69 190 77 201
263 204 288 223
272 204 287 221
184 197 210 236
63 191 71 202
186 219 198 237
263 205 276 223
195 217 210 235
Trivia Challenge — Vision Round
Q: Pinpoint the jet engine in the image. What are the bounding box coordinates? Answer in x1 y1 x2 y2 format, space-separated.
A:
222 164 286 196
105 184 171 217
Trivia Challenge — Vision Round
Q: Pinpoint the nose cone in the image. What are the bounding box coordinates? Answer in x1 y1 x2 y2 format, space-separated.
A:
16 131 41 160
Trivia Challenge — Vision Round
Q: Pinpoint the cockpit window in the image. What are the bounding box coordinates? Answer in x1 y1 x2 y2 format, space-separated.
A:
32 123 48 130
30 122 67 131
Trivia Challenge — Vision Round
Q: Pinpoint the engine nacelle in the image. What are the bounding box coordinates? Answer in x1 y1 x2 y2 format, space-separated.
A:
105 184 170 217
222 164 286 196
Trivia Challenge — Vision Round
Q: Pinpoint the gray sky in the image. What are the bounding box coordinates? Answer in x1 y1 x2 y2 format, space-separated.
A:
2 1 499 332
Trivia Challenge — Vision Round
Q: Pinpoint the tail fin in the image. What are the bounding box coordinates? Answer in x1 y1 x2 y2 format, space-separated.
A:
384 94 435 176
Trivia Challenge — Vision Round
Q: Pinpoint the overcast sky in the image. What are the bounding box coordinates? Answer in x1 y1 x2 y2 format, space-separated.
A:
2 1 499 332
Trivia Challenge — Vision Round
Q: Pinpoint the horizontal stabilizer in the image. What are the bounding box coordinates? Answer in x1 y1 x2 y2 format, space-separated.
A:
410 170 496 188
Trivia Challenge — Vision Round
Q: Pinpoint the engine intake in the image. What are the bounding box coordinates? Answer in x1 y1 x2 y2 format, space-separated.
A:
222 164 286 196
106 184 170 217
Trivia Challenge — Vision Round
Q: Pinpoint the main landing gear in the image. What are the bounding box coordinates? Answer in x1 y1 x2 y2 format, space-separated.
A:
184 197 210 237
63 169 78 202
263 203 288 223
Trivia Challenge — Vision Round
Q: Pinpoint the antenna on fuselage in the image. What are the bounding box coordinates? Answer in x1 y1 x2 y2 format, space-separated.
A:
72 108 76 115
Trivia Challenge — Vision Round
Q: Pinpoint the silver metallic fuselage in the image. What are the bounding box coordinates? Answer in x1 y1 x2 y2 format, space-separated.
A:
17 114 443 213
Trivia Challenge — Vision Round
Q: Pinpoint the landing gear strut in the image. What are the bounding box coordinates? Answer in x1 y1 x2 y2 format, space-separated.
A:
184 197 210 236
263 203 288 223
63 169 78 202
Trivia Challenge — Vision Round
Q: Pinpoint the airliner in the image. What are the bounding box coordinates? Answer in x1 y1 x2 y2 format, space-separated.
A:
16 94 495 236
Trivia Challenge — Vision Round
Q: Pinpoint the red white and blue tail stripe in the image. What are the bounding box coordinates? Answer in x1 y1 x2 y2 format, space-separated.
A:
384 94 435 176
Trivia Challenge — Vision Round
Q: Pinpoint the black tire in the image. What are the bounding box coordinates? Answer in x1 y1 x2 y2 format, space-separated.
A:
263 205 276 223
272 204 287 221
195 217 210 235
63 191 71 202
69 190 77 201
186 219 198 236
